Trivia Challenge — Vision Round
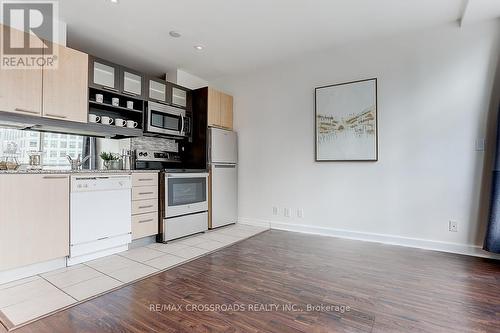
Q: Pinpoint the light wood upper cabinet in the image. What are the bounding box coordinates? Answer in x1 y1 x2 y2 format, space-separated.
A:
207 88 233 130
0 24 88 123
0 174 70 271
207 87 221 127
0 24 43 116
220 93 233 129
43 45 89 122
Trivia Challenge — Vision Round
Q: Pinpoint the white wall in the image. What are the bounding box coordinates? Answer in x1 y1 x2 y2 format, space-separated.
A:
176 69 208 89
167 69 208 89
214 20 500 253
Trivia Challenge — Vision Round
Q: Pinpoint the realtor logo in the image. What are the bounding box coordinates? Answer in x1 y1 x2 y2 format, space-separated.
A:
1 0 59 69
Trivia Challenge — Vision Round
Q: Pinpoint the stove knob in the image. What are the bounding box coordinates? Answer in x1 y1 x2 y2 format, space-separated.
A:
143 152 148 157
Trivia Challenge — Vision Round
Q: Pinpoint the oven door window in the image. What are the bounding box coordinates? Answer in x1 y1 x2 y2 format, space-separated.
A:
168 177 206 206
150 111 181 131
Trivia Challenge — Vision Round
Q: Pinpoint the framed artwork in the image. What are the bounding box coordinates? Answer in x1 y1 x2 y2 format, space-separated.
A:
315 78 378 161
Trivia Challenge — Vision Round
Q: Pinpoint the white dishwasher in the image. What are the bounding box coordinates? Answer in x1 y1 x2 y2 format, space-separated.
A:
68 175 132 266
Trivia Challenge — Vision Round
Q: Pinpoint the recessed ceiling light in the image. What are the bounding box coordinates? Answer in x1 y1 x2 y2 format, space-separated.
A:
169 31 181 38
194 45 204 51
109 0 119 3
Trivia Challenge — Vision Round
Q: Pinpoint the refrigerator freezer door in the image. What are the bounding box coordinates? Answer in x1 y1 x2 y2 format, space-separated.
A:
210 128 237 164
211 164 238 228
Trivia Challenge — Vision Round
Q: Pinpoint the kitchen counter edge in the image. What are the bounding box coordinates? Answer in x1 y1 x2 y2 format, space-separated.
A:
0 169 161 175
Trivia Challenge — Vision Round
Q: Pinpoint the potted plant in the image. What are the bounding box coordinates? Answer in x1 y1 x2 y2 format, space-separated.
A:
99 152 121 170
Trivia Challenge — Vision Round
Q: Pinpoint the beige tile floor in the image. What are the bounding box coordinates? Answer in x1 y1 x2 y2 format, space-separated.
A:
0 224 267 328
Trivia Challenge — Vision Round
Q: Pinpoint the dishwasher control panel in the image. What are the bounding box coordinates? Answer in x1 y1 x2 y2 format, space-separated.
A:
71 175 132 193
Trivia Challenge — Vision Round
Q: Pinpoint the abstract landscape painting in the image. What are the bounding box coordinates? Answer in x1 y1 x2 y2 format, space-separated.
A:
315 78 378 161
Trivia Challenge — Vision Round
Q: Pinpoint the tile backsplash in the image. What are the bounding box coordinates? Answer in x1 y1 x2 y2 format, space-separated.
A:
131 136 178 153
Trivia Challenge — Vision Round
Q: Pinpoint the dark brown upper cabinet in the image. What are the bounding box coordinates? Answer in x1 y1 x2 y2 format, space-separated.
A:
147 77 168 104
89 56 146 99
167 82 189 109
89 56 120 92
120 67 145 99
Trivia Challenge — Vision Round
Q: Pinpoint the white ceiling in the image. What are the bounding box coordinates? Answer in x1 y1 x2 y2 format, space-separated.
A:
60 0 500 81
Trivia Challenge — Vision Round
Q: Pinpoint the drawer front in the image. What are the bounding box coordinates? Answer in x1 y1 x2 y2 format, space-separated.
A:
132 212 158 240
132 185 158 200
132 199 158 215
132 173 158 187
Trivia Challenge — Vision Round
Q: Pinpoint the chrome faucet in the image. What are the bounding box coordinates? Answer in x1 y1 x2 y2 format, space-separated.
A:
67 154 90 170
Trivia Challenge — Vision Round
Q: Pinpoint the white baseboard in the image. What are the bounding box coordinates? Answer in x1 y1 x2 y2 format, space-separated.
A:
238 218 271 228
238 217 500 260
0 258 67 285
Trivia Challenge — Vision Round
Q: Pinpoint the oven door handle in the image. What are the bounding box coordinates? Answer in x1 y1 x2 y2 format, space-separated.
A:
180 113 185 136
167 173 208 178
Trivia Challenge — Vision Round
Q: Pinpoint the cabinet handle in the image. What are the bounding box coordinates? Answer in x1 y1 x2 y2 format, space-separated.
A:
102 86 119 92
138 218 154 224
138 191 154 195
138 178 154 181
138 205 154 209
45 113 67 119
122 91 138 97
14 108 37 114
43 175 67 179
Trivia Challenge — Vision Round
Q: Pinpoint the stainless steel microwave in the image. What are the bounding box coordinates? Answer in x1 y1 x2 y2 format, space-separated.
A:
145 101 191 138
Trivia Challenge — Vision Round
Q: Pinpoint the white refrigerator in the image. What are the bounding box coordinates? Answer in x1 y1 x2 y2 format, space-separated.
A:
209 128 238 229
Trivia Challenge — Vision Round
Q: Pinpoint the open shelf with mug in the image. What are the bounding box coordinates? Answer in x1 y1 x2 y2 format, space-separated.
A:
88 87 144 130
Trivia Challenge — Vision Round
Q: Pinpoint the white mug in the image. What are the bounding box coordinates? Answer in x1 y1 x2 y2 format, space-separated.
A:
126 101 134 109
96 94 104 103
112 97 120 106
115 118 126 127
88 114 100 123
101 116 114 125
126 120 138 128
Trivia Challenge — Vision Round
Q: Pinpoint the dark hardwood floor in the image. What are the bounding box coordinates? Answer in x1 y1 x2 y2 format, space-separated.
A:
2 230 500 333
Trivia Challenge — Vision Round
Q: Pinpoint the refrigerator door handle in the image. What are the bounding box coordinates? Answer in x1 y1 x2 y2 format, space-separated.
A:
214 164 236 168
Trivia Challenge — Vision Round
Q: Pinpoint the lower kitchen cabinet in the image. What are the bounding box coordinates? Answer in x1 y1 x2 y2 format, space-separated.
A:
0 174 70 271
132 185 158 201
131 173 159 240
132 212 158 240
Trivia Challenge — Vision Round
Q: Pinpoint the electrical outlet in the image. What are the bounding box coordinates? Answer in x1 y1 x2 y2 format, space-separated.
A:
272 206 278 216
284 208 291 217
297 208 304 218
475 138 485 151
449 220 458 232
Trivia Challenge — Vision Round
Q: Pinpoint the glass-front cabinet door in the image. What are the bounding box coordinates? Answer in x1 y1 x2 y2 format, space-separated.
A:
171 87 187 108
148 78 167 103
121 68 144 98
90 57 119 91
167 82 188 108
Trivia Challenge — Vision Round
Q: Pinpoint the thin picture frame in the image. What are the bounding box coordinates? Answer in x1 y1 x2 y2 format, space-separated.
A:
314 78 378 162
